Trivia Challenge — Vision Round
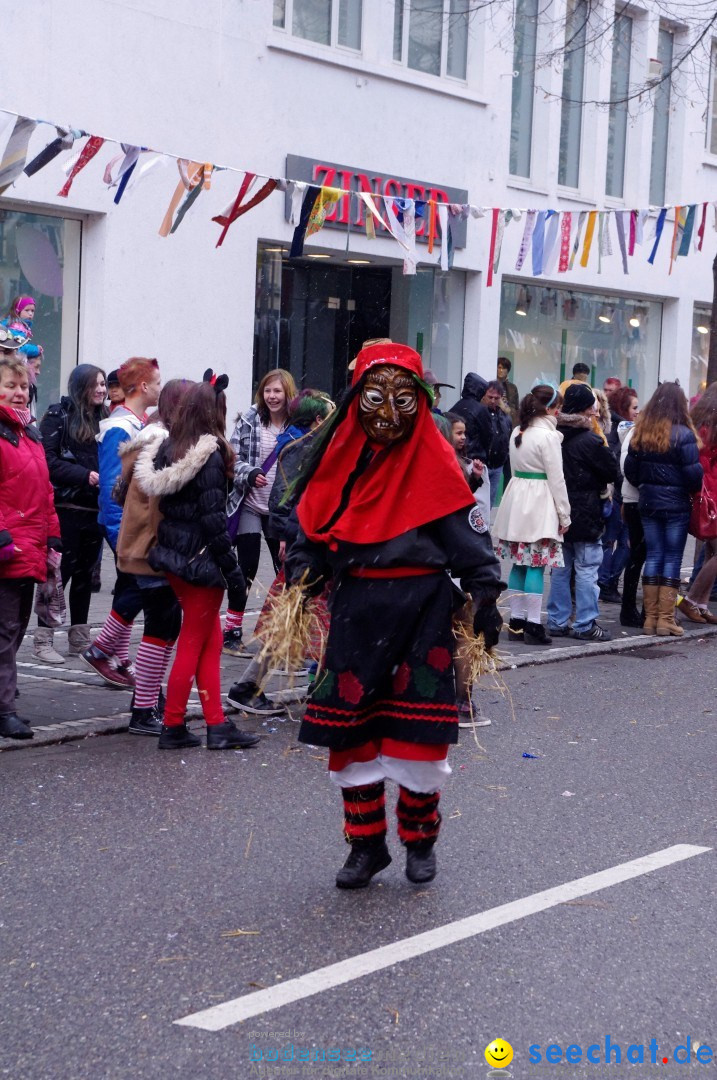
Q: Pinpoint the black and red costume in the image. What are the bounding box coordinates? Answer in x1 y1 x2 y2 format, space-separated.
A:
286 343 504 887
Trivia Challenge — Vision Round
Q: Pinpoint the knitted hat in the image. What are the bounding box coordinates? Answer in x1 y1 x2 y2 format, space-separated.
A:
563 383 595 414
107 369 121 386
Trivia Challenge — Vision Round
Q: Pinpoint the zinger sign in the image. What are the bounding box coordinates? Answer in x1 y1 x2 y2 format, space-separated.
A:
285 155 469 247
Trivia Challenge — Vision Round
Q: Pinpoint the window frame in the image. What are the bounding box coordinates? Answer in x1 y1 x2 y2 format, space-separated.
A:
393 0 470 84
605 11 633 199
706 39 717 155
509 0 539 179
273 0 363 54
557 0 589 190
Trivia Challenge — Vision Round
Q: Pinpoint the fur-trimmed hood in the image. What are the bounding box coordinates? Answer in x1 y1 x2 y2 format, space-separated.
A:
134 433 219 497
556 412 593 431
118 423 168 457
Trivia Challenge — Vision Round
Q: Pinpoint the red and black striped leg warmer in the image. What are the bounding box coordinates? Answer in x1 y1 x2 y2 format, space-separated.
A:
341 782 387 846
396 787 441 846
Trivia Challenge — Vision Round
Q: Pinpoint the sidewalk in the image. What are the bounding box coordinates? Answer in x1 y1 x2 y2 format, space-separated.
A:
3 541 715 752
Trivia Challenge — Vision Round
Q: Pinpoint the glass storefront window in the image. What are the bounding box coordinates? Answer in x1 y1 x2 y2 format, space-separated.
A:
0 208 81 416
254 242 464 400
691 304 711 402
498 280 662 403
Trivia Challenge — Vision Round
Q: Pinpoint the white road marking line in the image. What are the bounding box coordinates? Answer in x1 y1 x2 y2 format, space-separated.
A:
17 672 90 688
174 843 710 1032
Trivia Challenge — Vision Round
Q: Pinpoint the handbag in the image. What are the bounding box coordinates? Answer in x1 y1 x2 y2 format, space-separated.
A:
689 481 717 540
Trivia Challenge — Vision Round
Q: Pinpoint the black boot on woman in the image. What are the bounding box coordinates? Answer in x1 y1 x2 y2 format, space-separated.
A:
206 719 260 749
523 622 552 645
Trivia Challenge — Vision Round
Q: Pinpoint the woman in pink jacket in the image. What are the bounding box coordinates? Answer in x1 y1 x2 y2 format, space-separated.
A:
0 351 60 739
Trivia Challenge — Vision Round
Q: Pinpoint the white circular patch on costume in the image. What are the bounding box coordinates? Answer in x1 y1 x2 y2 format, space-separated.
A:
468 505 488 533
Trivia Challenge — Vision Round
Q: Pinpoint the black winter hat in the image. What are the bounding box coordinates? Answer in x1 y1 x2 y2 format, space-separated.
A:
107 369 120 387
563 383 595 414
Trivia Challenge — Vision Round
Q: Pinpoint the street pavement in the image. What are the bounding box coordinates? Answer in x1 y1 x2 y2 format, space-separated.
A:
1 632 714 1078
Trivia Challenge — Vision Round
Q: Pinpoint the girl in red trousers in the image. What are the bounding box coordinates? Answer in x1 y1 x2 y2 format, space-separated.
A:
135 372 259 751
0 351 61 740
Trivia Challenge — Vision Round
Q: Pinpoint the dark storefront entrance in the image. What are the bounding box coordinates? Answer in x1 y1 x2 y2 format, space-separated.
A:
254 243 466 401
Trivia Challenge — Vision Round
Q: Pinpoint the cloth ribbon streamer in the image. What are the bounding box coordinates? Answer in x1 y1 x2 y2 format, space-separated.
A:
558 212 572 273
614 211 629 274
668 206 684 273
542 211 561 276
290 185 321 257
158 160 203 236
384 196 417 275
677 204 696 257
24 125 78 178
170 163 212 235
213 172 278 247
531 211 547 275
427 199 437 254
696 202 707 251
648 208 668 265
579 211 597 268
486 208 500 286
358 191 390 238
437 203 452 271
0 115 38 194
103 144 144 205
515 210 536 271
58 135 105 198
306 187 342 238
568 211 587 270
628 211 637 256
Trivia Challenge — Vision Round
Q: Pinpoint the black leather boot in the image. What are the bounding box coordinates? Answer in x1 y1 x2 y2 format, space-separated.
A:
0 713 33 740
523 621 552 645
206 719 260 750
128 707 163 736
158 723 201 750
336 839 391 889
405 841 437 884
505 617 525 641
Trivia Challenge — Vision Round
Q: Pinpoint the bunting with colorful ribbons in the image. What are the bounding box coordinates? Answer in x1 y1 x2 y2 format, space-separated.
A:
0 106 714 285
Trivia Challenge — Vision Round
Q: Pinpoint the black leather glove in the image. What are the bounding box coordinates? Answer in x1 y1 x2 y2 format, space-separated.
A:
473 603 503 649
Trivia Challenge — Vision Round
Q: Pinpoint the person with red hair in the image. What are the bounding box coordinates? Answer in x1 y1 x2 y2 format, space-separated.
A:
285 343 504 889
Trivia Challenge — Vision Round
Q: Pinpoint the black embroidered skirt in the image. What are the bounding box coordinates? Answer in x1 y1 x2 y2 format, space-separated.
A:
299 572 459 752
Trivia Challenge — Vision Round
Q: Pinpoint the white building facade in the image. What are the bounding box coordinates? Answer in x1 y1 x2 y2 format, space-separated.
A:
1 0 716 419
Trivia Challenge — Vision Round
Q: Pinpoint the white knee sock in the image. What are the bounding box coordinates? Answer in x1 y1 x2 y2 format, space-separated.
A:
525 592 543 624
510 592 527 620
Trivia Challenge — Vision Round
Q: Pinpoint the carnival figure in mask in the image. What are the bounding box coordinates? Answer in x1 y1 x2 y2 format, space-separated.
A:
285 343 504 889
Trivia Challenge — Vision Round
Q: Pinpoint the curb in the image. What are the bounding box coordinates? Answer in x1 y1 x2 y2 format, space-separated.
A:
0 712 130 753
500 622 717 669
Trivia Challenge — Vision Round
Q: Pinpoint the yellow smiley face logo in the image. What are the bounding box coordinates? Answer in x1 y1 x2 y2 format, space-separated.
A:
485 1039 514 1068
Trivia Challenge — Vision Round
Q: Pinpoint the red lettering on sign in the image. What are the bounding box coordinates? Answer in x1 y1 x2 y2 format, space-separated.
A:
383 177 402 200
337 170 353 224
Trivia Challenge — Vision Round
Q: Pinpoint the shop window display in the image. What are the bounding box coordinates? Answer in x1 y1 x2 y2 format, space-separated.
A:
0 208 80 417
499 280 662 402
690 304 711 403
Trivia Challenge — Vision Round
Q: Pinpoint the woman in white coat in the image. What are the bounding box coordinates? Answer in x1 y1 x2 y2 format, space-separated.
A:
492 384 571 645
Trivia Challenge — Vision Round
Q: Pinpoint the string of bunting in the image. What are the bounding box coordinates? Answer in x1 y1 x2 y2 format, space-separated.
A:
0 106 716 283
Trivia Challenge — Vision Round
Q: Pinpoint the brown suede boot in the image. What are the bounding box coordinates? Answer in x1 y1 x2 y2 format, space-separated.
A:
656 581 684 637
641 579 660 635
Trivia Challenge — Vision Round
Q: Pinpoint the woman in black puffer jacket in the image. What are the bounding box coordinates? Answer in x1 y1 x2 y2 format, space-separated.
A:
36 364 108 663
624 382 703 636
134 373 259 751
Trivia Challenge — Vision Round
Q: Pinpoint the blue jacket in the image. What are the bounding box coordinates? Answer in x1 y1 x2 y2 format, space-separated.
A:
624 424 703 514
96 406 143 549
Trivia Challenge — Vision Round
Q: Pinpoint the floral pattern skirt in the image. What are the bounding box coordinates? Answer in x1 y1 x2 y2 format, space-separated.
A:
495 538 564 568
